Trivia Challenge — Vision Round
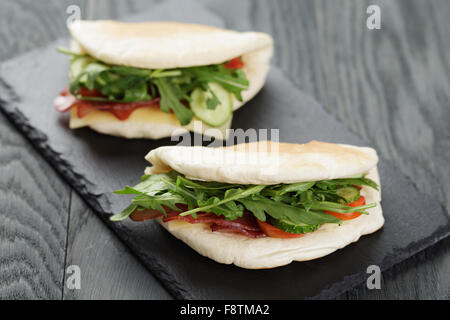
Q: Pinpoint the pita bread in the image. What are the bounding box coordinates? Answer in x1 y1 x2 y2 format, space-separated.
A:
69 107 233 140
67 21 273 139
145 140 379 184
159 166 383 269
141 140 383 268
69 21 273 69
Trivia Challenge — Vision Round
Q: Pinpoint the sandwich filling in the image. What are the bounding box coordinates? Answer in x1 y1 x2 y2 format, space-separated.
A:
54 48 249 128
111 170 379 239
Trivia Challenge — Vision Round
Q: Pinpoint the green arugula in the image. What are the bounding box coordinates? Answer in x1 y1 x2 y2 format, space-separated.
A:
111 171 379 234
58 47 249 126
153 78 194 126
315 177 379 191
177 185 266 219
238 195 342 225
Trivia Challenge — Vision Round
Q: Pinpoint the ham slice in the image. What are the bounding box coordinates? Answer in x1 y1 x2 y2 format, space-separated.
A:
129 205 185 222
164 211 266 238
210 224 266 238
130 209 166 222
128 204 266 238
53 88 76 112
53 88 160 120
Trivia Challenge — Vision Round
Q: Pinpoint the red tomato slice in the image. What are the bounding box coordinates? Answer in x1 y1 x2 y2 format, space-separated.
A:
324 196 366 220
224 57 244 69
256 219 305 238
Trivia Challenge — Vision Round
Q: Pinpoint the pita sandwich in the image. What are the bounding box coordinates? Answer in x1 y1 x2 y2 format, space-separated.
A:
53 21 273 140
111 140 384 269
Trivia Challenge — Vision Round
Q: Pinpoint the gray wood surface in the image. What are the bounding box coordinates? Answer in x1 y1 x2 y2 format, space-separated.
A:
0 0 449 299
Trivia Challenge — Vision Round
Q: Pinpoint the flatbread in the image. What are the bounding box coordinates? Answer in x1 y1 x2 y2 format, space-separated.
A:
145 140 379 184
158 167 383 269
67 21 273 139
141 140 383 268
69 107 233 140
68 21 273 69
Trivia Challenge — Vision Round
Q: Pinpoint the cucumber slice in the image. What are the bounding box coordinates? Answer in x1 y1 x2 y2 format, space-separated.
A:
190 82 232 127
271 218 321 234
70 56 94 79
336 186 360 203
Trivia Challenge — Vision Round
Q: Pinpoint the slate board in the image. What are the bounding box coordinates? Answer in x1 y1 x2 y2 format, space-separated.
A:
0 1 449 299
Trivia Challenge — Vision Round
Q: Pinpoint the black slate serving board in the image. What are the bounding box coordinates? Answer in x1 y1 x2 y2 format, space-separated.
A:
0 1 449 299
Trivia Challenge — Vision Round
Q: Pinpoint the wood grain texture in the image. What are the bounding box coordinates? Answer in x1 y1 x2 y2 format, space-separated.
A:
0 114 70 299
313 0 450 210
63 192 172 300
0 0 169 300
0 0 449 299
0 1 75 298
0 0 74 299
227 0 450 299
347 236 450 300
311 0 450 299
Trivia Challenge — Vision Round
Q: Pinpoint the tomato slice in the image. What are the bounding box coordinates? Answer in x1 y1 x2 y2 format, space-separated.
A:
324 196 366 220
256 219 305 238
224 57 244 69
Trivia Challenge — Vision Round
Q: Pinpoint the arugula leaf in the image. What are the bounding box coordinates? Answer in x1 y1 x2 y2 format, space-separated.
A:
176 176 241 190
59 48 250 127
178 185 266 217
111 170 378 234
197 196 244 221
101 76 151 102
57 47 86 58
131 192 185 214
237 198 267 221
109 65 152 77
153 78 194 126
151 69 183 78
315 176 379 191
240 195 342 225
308 201 376 215
110 204 138 222
273 182 315 196
166 176 198 210
110 173 185 221
114 172 177 196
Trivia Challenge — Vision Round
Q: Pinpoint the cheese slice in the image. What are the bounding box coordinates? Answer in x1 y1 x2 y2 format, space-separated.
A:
69 106 232 140
164 219 208 231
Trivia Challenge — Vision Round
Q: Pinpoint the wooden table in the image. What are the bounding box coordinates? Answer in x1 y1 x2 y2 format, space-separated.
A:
1 0 449 300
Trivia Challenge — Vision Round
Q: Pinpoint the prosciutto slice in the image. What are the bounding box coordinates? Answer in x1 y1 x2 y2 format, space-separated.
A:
54 89 77 112
129 205 185 222
53 88 160 120
128 205 266 238
210 224 266 238
165 211 266 238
